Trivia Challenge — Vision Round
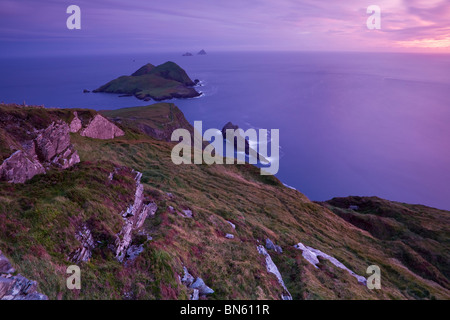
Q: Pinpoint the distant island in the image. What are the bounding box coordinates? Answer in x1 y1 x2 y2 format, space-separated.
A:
197 49 207 55
182 52 193 56
93 61 201 101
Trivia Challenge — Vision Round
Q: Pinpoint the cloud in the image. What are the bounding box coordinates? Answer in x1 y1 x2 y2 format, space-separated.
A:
0 0 449 55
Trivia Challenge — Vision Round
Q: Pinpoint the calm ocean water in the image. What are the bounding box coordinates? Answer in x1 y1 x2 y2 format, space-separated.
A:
1 51 449 210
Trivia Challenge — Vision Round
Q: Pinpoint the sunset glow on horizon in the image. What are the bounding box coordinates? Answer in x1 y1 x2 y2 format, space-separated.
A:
0 0 449 56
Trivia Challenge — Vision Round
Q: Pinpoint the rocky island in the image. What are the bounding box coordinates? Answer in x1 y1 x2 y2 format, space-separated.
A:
93 61 201 101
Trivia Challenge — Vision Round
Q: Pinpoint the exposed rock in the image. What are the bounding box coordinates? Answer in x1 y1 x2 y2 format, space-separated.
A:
115 220 134 263
221 122 269 163
0 274 48 300
180 266 214 299
0 250 47 300
197 49 207 55
69 224 95 263
0 277 12 297
83 89 90 93
34 121 80 170
182 52 193 56
294 242 367 285
191 289 199 300
115 170 155 262
0 121 80 183
191 278 214 295
181 267 195 287
225 234 234 239
226 221 236 230
257 245 292 300
265 238 282 253
0 150 45 183
69 111 82 133
126 244 144 263
80 114 125 140
35 121 71 161
181 209 193 218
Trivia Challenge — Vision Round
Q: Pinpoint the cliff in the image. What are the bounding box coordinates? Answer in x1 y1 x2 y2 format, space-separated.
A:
101 103 193 142
0 103 448 300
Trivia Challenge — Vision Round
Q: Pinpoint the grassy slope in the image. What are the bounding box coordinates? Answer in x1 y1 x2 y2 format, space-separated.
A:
0 103 449 300
321 197 450 293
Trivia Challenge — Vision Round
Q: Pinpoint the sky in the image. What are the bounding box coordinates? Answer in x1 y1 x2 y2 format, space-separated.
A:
1 0 449 56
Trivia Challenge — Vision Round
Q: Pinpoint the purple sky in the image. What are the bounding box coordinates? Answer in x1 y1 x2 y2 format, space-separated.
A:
1 0 449 56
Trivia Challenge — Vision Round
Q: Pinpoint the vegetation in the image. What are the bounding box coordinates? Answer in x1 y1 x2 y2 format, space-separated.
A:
0 103 449 300
93 62 200 101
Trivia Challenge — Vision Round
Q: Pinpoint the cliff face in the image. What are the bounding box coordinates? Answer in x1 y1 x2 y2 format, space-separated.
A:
101 103 193 142
0 103 449 300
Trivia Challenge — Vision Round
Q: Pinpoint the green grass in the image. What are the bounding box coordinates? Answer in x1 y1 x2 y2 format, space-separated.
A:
0 103 449 300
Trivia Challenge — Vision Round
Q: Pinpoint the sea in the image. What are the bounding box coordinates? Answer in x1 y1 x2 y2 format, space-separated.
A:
1 51 449 210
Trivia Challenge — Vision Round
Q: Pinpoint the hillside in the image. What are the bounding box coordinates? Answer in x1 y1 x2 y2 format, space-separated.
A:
0 103 449 300
93 62 201 101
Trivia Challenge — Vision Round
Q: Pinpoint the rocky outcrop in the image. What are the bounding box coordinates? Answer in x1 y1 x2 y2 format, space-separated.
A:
80 114 125 140
0 150 45 183
191 278 214 295
69 224 95 264
0 250 48 300
0 121 80 183
69 111 82 133
115 170 157 262
221 122 269 163
226 221 236 230
257 245 292 300
180 266 214 300
181 209 193 218
265 238 282 253
294 242 367 285
197 50 207 55
34 121 80 169
126 244 144 263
